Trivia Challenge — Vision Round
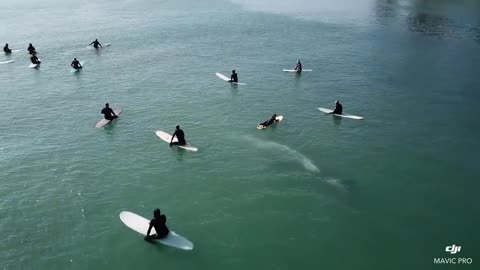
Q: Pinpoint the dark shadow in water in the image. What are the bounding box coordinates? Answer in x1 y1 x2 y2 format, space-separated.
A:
332 116 342 127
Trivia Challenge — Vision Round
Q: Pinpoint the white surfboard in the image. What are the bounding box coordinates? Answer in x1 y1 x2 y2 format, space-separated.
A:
29 59 41 68
318 107 363 120
95 109 122 128
215 72 246 85
155 130 198 152
119 211 194 251
0 60 15 64
257 115 284 129
283 69 312 72
71 61 85 72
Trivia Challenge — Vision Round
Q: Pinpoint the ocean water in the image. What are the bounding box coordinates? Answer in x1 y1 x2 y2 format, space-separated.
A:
1 0 479 269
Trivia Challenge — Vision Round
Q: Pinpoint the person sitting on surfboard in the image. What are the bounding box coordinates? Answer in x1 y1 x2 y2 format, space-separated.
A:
3 43 11 54
329 101 343 115
89 39 103 49
229 70 238 83
101 103 118 121
294 59 302 73
170 125 186 146
71 58 83 70
144 209 170 241
30 54 40 64
259 114 278 127
27 43 36 55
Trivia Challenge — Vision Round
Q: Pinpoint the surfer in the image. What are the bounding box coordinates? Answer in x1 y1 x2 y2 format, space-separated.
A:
71 58 83 70
294 59 302 72
229 70 238 83
101 103 118 121
89 39 103 49
3 43 11 54
329 101 343 115
27 43 36 55
259 114 279 127
170 125 186 146
144 209 170 241
30 54 40 64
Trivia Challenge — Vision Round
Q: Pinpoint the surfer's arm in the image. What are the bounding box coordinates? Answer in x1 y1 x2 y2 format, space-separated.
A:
99 43 102 47
170 132 177 144
89 41 94 46
146 223 153 236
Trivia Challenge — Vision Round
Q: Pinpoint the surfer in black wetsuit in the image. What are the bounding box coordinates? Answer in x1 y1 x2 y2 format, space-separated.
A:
170 125 186 146
89 39 102 49
71 58 82 70
4 43 11 54
229 70 238 83
101 103 118 120
30 54 40 64
259 114 278 127
144 208 170 241
27 43 36 55
294 59 302 73
329 101 343 115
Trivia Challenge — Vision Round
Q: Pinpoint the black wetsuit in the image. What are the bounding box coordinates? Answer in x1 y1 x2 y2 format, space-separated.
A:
3 45 11 54
71 60 82 69
30 55 40 64
260 117 277 127
27 46 36 55
145 215 169 240
230 73 238 83
332 103 343 114
90 40 102 49
171 129 186 145
101 107 117 120
295 63 302 72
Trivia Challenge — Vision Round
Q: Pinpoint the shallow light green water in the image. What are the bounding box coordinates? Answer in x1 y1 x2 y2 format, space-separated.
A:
1 0 479 269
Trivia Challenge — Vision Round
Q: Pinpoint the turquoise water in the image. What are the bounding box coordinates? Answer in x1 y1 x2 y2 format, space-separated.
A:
1 0 479 269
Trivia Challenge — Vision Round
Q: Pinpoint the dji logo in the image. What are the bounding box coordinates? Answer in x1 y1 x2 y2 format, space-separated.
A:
445 245 461 254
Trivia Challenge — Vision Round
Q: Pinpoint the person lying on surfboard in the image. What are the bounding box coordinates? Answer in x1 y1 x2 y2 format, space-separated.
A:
144 208 170 241
27 43 36 55
89 39 103 49
101 103 118 121
170 125 186 146
229 70 238 83
259 114 279 127
71 58 83 70
3 43 11 54
30 54 40 64
294 59 302 72
328 101 343 115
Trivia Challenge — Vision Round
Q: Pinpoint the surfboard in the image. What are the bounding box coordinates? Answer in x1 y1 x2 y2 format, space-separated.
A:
119 211 194 251
71 61 85 72
318 107 363 120
29 59 41 68
283 69 312 72
155 130 198 152
215 72 246 85
95 109 122 128
257 115 284 129
0 60 15 64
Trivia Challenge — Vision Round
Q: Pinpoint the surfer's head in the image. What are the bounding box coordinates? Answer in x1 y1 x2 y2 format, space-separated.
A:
297 59 300 63
153 208 161 218
272 114 277 118
335 100 339 105
74 58 77 61
232 70 236 73
176 125 180 130
105 103 109 107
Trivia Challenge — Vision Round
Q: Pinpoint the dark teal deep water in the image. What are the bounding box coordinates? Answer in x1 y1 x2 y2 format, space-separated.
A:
1 0 479 269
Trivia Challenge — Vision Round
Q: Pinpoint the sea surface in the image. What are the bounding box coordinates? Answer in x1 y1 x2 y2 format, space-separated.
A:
1 0 479 269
